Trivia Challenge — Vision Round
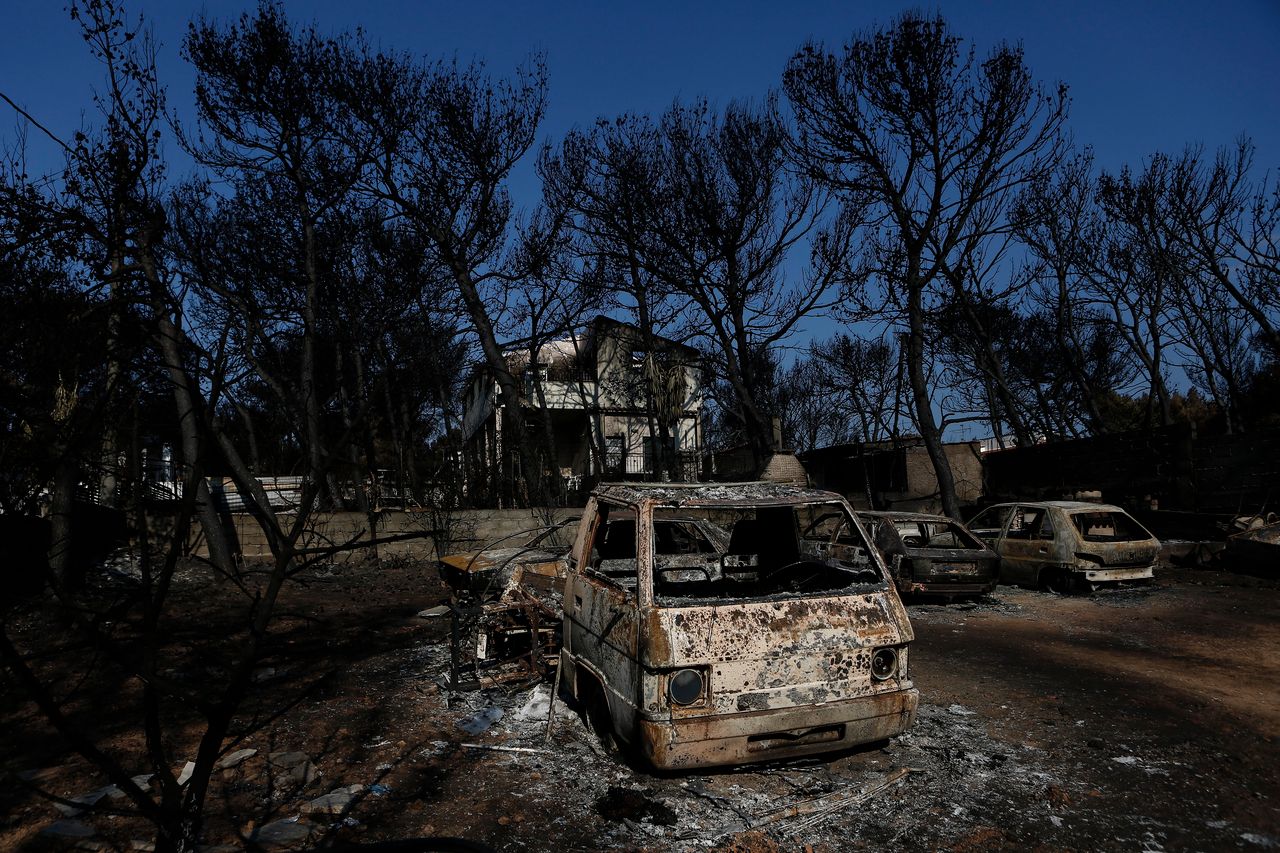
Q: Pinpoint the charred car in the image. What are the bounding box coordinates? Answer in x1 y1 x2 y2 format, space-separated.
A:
966 501 1160 593
856 511 1000 597
560 483 918 770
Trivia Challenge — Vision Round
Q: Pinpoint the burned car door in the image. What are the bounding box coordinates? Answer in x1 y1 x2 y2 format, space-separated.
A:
1000 505 1057 585
856 515 908 574
967 505 1013 547
563 501 644 743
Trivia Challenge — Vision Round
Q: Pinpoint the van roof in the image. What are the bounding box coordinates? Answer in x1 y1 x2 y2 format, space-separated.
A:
592 481 843 509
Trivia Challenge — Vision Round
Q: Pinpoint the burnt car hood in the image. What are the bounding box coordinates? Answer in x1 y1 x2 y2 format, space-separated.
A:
438 547 568 599
644 590 912 714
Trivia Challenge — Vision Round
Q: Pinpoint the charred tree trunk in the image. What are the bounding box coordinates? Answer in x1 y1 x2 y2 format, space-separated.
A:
906 274 962 520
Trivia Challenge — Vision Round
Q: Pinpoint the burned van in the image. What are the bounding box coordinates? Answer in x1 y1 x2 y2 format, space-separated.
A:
560 483 918 770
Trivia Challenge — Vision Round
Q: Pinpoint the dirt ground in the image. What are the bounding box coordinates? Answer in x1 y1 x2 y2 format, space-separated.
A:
2 556 1278 851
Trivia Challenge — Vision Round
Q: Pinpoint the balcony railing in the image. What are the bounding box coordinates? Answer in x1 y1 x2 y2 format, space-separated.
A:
601 450 700 482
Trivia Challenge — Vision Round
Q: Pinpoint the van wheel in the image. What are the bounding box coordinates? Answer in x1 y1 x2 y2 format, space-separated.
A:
578 675 617 753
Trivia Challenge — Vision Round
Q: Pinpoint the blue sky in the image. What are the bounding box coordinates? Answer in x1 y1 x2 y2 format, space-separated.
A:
4 1 1277 190
3 1 1279 430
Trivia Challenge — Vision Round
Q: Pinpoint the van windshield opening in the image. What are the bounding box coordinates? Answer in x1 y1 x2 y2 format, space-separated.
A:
651 502 884 606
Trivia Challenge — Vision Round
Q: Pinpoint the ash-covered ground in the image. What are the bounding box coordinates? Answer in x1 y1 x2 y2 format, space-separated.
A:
3 561 1277 851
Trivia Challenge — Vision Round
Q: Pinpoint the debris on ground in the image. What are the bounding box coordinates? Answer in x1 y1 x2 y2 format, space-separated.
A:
4 555 1276 851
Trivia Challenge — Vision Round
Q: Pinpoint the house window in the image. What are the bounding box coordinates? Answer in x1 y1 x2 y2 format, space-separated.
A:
523 362 550 399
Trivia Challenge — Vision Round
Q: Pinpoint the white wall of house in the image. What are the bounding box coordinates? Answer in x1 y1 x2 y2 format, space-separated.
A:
459 318 706 483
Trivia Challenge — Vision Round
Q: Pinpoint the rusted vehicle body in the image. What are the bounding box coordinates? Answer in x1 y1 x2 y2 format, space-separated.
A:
560 483 918 770
967 501 1159 593
437 522 574 600
857 511 999 597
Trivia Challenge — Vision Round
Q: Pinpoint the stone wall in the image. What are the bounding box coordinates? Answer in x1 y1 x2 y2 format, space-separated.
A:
186 506 584 560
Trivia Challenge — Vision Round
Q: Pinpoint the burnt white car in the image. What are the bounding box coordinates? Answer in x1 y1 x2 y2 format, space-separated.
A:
967 501 1159 593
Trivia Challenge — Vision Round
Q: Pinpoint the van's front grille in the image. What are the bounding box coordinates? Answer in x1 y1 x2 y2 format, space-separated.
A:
747 724 845 752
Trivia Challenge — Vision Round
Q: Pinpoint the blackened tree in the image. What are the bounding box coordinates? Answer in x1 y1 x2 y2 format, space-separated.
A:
785 12 1068 518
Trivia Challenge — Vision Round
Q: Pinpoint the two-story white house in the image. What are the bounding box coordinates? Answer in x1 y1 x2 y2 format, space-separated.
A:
460 316 704 501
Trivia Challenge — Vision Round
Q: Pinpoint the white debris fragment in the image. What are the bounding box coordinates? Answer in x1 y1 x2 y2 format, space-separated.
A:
106 775 155 799
267 752 319 787
54 785 113 816
947 704 976 716
217 749 257 770
514 684 552 721
302 784 364 817
1111 756 1140 765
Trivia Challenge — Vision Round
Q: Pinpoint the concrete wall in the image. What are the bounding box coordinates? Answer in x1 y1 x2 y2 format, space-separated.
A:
882 442 983 513
803 441 984 513
188 506 584 560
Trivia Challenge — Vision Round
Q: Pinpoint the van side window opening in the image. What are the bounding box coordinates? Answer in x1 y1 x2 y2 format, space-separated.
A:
656 520 716 554
585 503 639 592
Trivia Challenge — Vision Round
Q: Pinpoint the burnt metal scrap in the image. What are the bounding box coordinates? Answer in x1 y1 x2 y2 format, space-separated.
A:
1225 514 1280 573
439 520 574 690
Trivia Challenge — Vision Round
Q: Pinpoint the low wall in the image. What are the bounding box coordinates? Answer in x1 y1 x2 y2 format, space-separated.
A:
187 507 583 560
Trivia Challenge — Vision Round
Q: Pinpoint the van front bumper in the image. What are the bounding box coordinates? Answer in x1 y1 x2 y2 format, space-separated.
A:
637 687 918 770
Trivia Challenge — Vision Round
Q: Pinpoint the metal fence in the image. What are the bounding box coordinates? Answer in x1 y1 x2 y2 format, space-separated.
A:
601 450 700 482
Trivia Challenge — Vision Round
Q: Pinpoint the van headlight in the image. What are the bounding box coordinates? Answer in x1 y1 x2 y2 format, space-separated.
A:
668 668 706 705
871 647 898 681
